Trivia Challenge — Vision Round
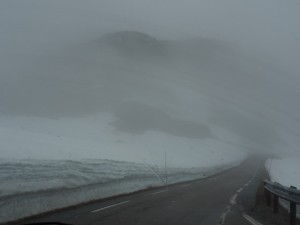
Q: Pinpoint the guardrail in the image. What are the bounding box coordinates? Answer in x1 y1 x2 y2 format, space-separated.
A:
264 179 300 225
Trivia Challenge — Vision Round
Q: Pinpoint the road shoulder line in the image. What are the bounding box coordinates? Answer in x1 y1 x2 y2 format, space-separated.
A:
243 214 264 225
91 200 130 213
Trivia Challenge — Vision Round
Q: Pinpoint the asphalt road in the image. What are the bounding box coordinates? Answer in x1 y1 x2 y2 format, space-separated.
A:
16 157 265 225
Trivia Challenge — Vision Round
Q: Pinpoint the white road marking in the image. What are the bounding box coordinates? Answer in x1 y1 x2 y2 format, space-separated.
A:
230 193 238 205
181 184 191 187
243 214 264 225
218 166 260 224
91 200 130 213
218 205 231 225
151 190 168 195
236 187 244 193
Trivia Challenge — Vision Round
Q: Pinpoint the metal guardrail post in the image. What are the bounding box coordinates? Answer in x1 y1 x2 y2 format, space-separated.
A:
265 188 271 206
290 186 297 225
290 201 296 225
264 180 299 225
273 194 278 214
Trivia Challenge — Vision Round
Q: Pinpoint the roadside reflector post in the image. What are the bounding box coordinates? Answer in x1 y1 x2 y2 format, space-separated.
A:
290 186 297 225
273 194 278 214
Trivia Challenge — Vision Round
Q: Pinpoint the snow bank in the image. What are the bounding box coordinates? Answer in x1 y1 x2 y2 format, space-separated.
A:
0 158 242 223
265 158 300 217
266 158 300 189
0 115 247 223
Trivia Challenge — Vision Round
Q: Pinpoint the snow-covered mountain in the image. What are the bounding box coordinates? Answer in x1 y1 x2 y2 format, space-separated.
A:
2 28 299 223
1 31 296 160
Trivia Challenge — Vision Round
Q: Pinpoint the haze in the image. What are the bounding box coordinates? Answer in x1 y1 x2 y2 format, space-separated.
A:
1 0 300 163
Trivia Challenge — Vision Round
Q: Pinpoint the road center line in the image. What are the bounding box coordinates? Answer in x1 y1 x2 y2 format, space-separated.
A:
230 193 238 205
151 190 168 195
218 205 231 225
218 166 260 224
91 200 130 213
236 187 244 193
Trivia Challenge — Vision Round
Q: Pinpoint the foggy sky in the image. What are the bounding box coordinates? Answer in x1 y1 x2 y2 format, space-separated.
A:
1 0 299 70
1 1 300 157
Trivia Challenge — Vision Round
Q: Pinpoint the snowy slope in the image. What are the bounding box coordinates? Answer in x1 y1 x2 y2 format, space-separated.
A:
0 113 247 223
0 114 247 167
266 158 300 189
